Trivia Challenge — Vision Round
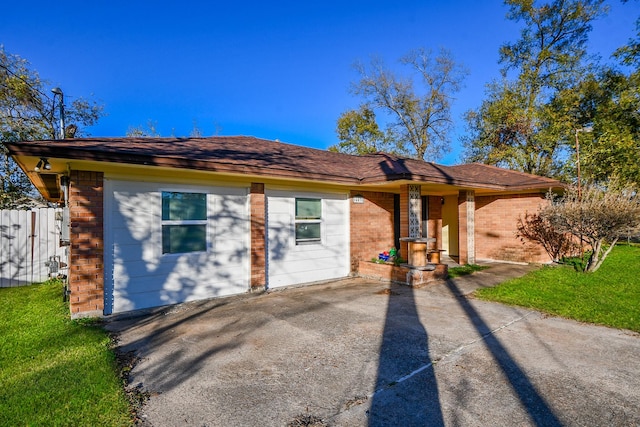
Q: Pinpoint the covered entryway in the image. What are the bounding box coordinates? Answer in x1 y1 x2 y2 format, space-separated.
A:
266 190 349 288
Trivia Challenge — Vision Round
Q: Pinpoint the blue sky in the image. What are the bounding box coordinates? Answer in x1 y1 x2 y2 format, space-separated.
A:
1 1 638 164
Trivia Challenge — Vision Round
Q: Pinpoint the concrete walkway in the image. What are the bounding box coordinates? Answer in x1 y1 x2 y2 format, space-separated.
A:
106 263 640 426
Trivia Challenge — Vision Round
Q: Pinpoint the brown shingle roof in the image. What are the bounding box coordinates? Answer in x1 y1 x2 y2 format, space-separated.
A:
446 163 562 191
5 136 562 191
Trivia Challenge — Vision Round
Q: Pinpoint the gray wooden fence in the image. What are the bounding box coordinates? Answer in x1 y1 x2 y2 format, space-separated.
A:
0 208 68 287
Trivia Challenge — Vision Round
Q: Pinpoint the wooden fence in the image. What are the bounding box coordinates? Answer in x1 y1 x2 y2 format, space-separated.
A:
0 208 68 287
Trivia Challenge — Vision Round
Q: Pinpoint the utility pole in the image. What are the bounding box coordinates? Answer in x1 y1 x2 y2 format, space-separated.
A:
574 125 593 199
51 87 65 139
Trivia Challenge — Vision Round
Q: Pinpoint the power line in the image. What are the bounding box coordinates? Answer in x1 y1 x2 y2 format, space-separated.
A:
0 56 55 104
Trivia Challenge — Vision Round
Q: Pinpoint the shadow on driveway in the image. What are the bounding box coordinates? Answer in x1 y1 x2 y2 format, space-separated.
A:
443 279 562 427
107 267 640 426
367 276 561 427
369 285 444 426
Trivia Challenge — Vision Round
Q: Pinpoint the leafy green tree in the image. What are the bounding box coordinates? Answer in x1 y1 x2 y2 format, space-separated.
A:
562 18 640 187
1 46 103 208
334 48 467 161
328 105 398 155
570 70 640 186
463 0 607 178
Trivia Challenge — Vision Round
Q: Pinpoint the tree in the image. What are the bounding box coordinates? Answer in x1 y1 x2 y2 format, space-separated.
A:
126 120 161 137
560 17 640 187
569 70 640 186
516 211 578 262
332 48 467 161
1 46 103 208
463 0 607 178
328 105 396 155
541 183 640 272
126 119 221 138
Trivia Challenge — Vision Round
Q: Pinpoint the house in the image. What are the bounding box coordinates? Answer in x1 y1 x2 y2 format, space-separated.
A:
6 136 562 318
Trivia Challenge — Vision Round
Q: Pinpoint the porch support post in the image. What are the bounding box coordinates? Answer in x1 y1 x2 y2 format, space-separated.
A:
398 184 422 260
250 183 266 291
458 190 475 265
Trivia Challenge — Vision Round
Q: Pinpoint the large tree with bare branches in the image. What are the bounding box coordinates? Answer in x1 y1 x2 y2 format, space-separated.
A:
330 48 467 161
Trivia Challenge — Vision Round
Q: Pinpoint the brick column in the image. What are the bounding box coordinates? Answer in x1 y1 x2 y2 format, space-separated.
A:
250 183 266 291
68 170 104 318
399 185 409 260
458 190 475 265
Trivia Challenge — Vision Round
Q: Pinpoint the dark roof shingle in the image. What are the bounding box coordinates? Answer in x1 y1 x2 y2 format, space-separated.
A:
5 136 563 191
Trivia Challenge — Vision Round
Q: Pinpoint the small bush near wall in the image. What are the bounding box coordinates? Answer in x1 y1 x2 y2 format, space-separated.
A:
475 194 551 264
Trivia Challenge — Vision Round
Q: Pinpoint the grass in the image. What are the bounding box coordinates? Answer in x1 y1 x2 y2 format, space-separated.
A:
475 244 640 333
0 280 132 426
448 264 489 278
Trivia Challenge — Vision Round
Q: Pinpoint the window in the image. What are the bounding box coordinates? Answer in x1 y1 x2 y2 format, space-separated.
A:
295 198 321 245
161 192 207 254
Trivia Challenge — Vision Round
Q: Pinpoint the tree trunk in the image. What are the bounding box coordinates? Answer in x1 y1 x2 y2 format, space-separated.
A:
585 238 618 273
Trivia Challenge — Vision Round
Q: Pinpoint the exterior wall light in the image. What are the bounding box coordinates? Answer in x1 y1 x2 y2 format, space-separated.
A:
34 158 51 171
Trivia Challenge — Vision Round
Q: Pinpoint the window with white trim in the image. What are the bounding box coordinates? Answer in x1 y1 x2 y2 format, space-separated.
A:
161 191 207 254
295 198 321 245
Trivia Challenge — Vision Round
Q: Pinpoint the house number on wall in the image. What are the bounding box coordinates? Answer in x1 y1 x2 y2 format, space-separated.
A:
352 195 365 204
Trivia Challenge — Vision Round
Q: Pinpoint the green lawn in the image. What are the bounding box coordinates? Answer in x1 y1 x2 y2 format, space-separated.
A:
0 280 132 426
448 264 489 278
475 244 640 333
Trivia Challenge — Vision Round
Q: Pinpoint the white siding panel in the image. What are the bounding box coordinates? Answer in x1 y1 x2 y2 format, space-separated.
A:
106 180 249 314
267 191 349 288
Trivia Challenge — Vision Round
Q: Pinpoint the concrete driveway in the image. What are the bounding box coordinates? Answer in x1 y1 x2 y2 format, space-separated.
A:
106 263 640 426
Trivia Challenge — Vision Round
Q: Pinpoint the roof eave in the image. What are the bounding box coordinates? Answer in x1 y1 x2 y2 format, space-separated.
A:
5 142 362 185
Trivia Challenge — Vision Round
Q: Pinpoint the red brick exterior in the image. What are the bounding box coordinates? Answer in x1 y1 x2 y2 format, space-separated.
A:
399 185 411 260
68 171 104 318
250 183 266 290
349 191 396 272
358 261 448 286
475 193 550 263
62 174 550 317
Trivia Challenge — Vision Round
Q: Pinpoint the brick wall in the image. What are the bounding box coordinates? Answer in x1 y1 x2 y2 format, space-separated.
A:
358 260 448 285
350 191 395 273
68 171 104 318
250 183 266 290
475 193 550 263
